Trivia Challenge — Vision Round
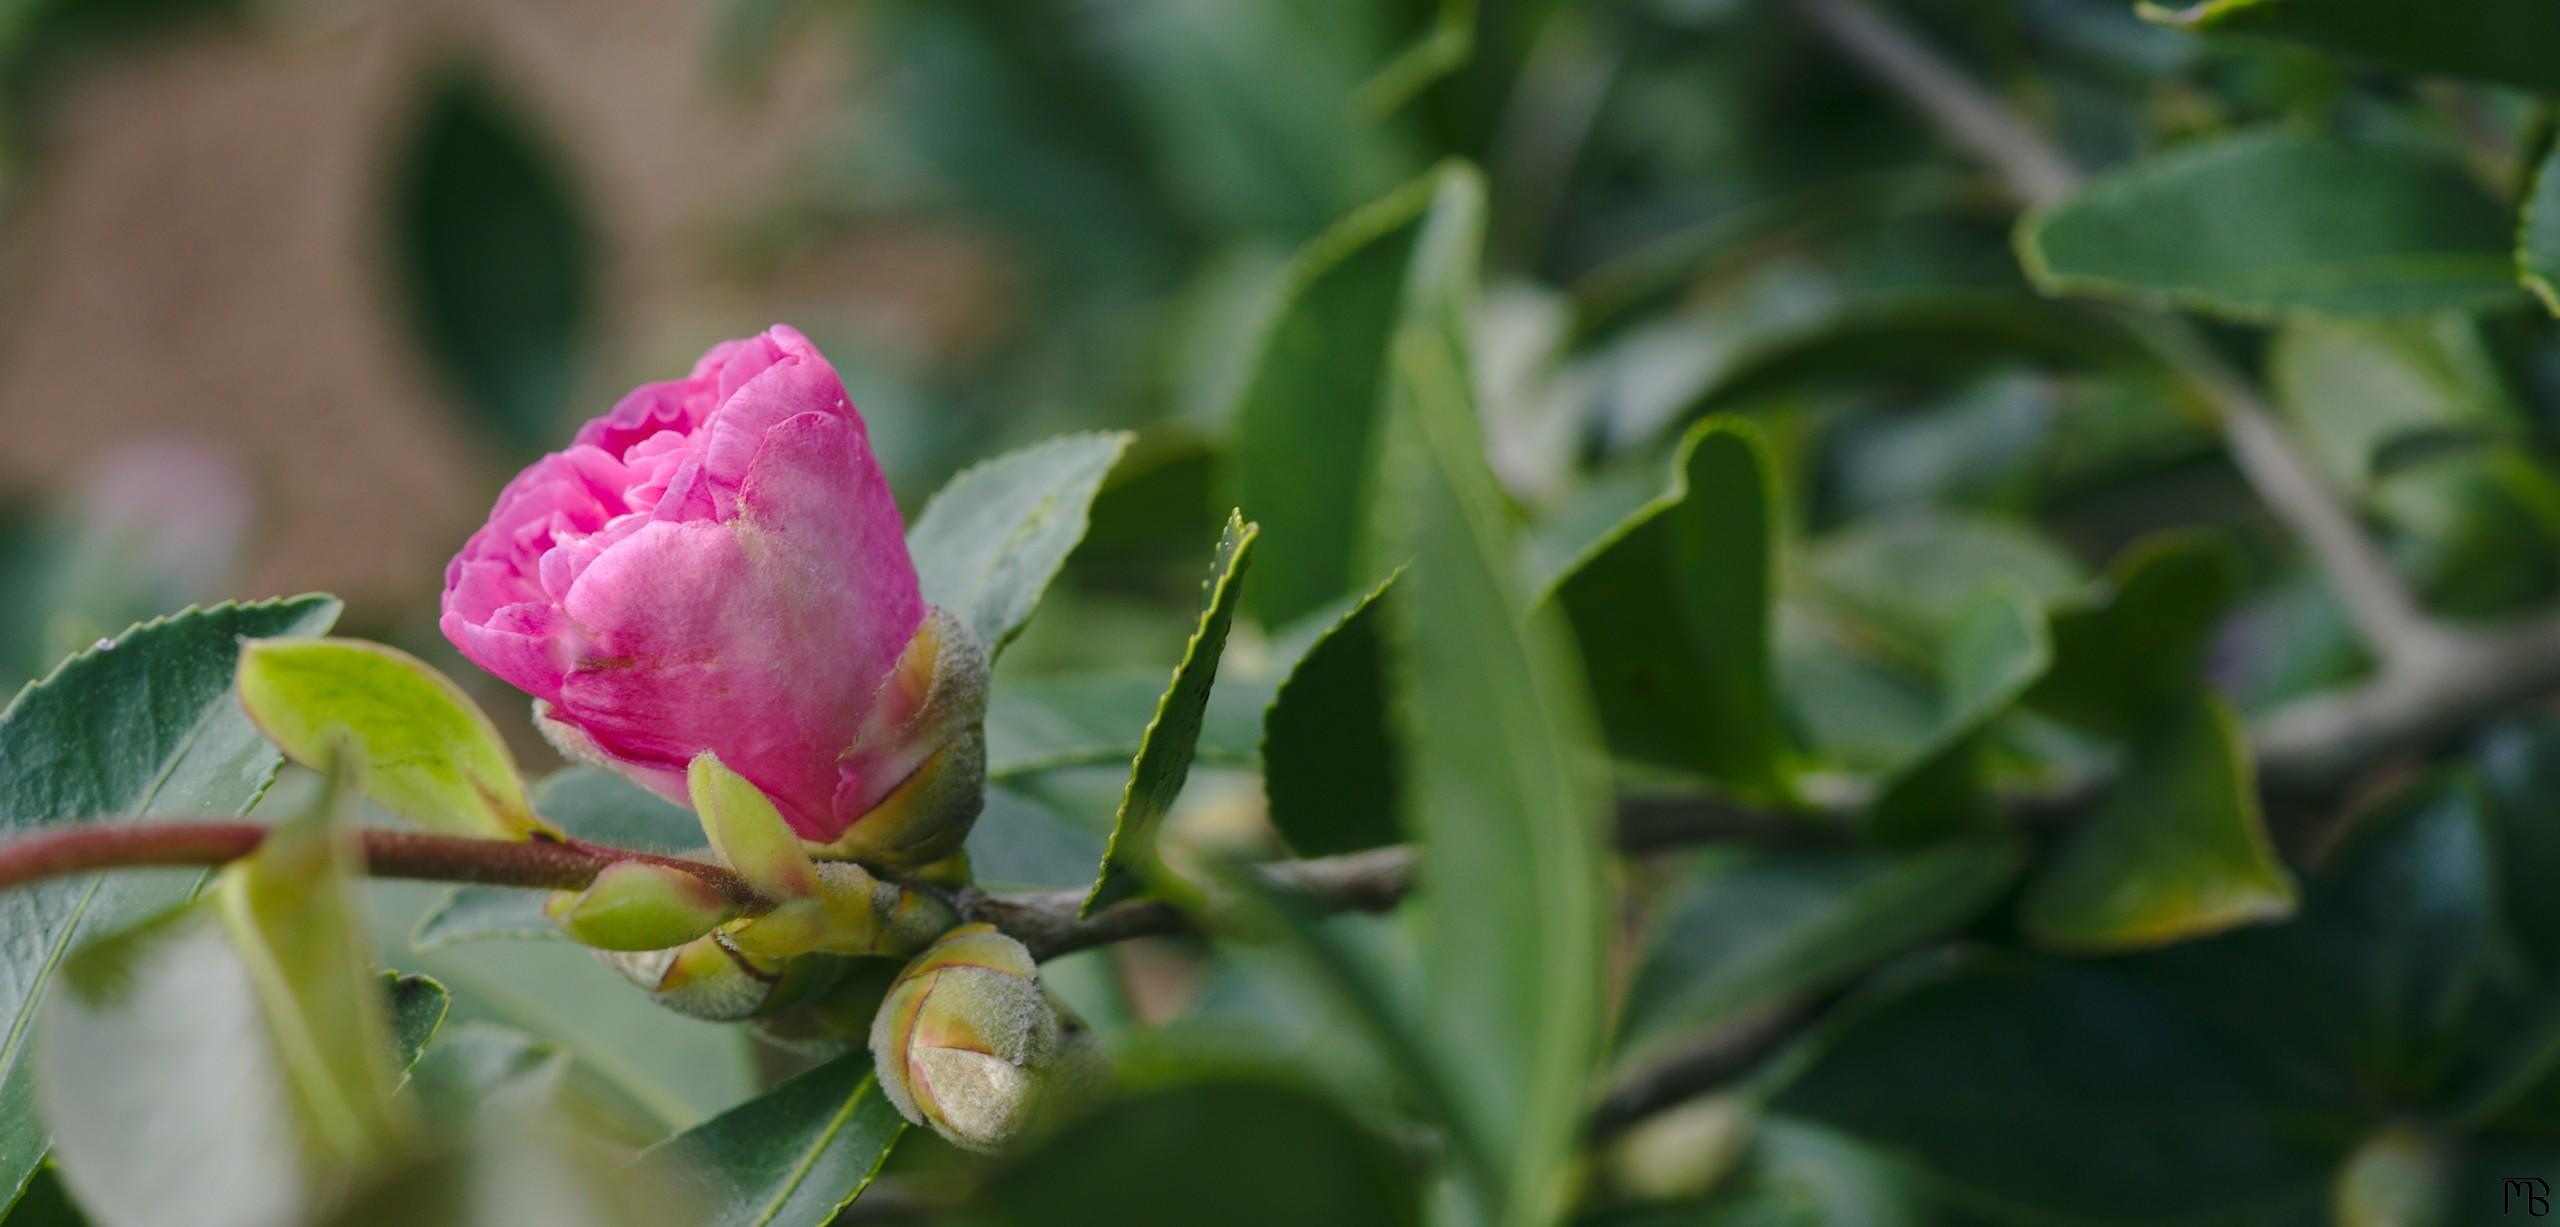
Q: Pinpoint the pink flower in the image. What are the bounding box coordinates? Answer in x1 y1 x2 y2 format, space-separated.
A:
441 326 984 863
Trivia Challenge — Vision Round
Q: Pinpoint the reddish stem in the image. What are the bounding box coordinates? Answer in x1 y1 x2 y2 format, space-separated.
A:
0 821 766 908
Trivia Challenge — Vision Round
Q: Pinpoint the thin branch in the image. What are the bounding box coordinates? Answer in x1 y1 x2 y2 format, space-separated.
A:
1587 991 1846 1137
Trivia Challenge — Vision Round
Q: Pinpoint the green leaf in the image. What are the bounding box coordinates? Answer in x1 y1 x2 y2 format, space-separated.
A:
984 670 1266 780
1229 169 1442 627
908 432 1133 655
409 768 707 951
320 1110 683 1227
1613 840 2024 1073
1866 587 2052 845
1262 572 1403 857
647 1054 905 1227
2022 694 2297 952
2528 140 2560 316
1802 511 2084 670
2019 131 2523 320
2027 533 2241 736
1547 417 1790 796
1773 958 2346 1222
2142 0 2560 94
1369 165 1609 1227
235 638 547 839
390 68 593 455
964 786 1108 893
973 1079 1423 1227
0 596 340 1211
1083 511 1259 914
387 974 451 1070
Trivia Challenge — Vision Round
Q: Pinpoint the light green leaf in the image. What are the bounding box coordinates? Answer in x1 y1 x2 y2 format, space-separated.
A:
2024 694 2296 951
2529 140 2560 316
1370 164 1609 1227
2020 131 2522 320
2028 533 2241 737
1547 416 1791 797
1262 572 1403 857
320 1110 683 1227
1867 587 2052 845
647 1054 905 1227
2143 0 2560 94
964 786 1106 894
1802 511 2084 670
235 638 547 839
1614 840 2024 1073
1083 511 1259 915
0 596 341 1212
1229 169 1443 627
686 753 816 902
984 670 1266 780
908 432 1133 655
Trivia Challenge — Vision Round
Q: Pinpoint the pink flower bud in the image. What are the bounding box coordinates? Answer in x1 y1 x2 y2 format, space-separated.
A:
440 326 979 852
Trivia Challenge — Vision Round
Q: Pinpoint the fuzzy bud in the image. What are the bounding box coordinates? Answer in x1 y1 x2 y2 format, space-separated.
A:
868 924 1103 1153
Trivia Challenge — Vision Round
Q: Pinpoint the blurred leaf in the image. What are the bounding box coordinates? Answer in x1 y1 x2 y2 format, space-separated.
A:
1614 840 2023 1071
974 1078 1423 1227
1802 512 2084 668
2528 140 2560 316
2020 131 2522 320
647 1054 904 1227
0 1167 87 1227
2143 0 2560 93
909 432 1134 655
1867 588 2052 845
1548 417 1791 796
409 767 709 951
1774 958 2347 1222
2022 695 2296 952
390 68 593 455
1084 511 1259 914
235 639 546 840
2475 719 2560 982
321 1110 682 1227
1370 166 1608 1227
1262 573 1403 857
984 671 1265 780
965 786 1108 893
0 596 340 1211
1230 169 1440 626
2028 533 2241 737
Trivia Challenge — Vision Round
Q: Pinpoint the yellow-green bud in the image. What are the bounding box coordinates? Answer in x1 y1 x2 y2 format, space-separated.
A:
868 924 1103 1153
544 861 737 952
724 862 957 960
597 931 840 1022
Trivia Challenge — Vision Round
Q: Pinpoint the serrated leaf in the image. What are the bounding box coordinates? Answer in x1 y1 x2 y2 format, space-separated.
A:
984 670 1265 780
391 69 594 455
908 433 1132 655
236 638 546 839
2020 131 2521 320
1262 572 1402 857
2143 0 2560 94
1867 587 2052 845
1229 170 1441 627
2023 695 2295 951
2028 533 2241 737
409 768 707 952
647 1054 904 1227
0 596 340 1211
1369 164 1609 1227
1547 417 1791 796
1083 511 1259 914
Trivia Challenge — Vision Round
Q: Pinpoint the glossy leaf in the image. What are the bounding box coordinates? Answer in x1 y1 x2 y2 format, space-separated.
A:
1370 163 1609 1227
235 638 546 839
908 432 1133 655
2022 695 2296 951
647 1054 905 1227
1083 511 1259 914
1228 169 1438 627
1547 417 1790 796
985 671 1265 780
1614 840 2024 1072
390 69 594 455
2027 533 2241 736
1866 587 2052 845
1262 572 1402 857
0 596 340 1210
2020 131 2522 320
2143 0 2560 94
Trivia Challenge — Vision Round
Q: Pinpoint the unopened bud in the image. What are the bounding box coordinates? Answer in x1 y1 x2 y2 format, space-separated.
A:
868 924 1103 1152
724 862 956 960
808 610 989 871
598 932 838 1022
545 861 737 952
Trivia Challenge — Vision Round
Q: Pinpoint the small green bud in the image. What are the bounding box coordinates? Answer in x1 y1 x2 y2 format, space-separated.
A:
545 862 737 952
868 924 1103 1153
723 862 958 960
687 751 821 900
598 931 840 1022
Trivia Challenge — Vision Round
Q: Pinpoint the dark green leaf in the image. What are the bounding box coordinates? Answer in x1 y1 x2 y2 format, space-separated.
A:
974 1079 1423 1227
0 596 341 1209
1548 417 1791 796
2143 0 2560 94
2028 533 2241 736
2020 131 2522 320
908 433 1133 655
2022 694 2296 952
1867 587 2052 845
387 974 451 1070
408 767 707 951
390 69 594 455
1615 840 2023 1073
1802 512 2084 670
647 1054 905 1227
1262 573 1403 857
2528 140 2560 316
1083 511 1259 914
